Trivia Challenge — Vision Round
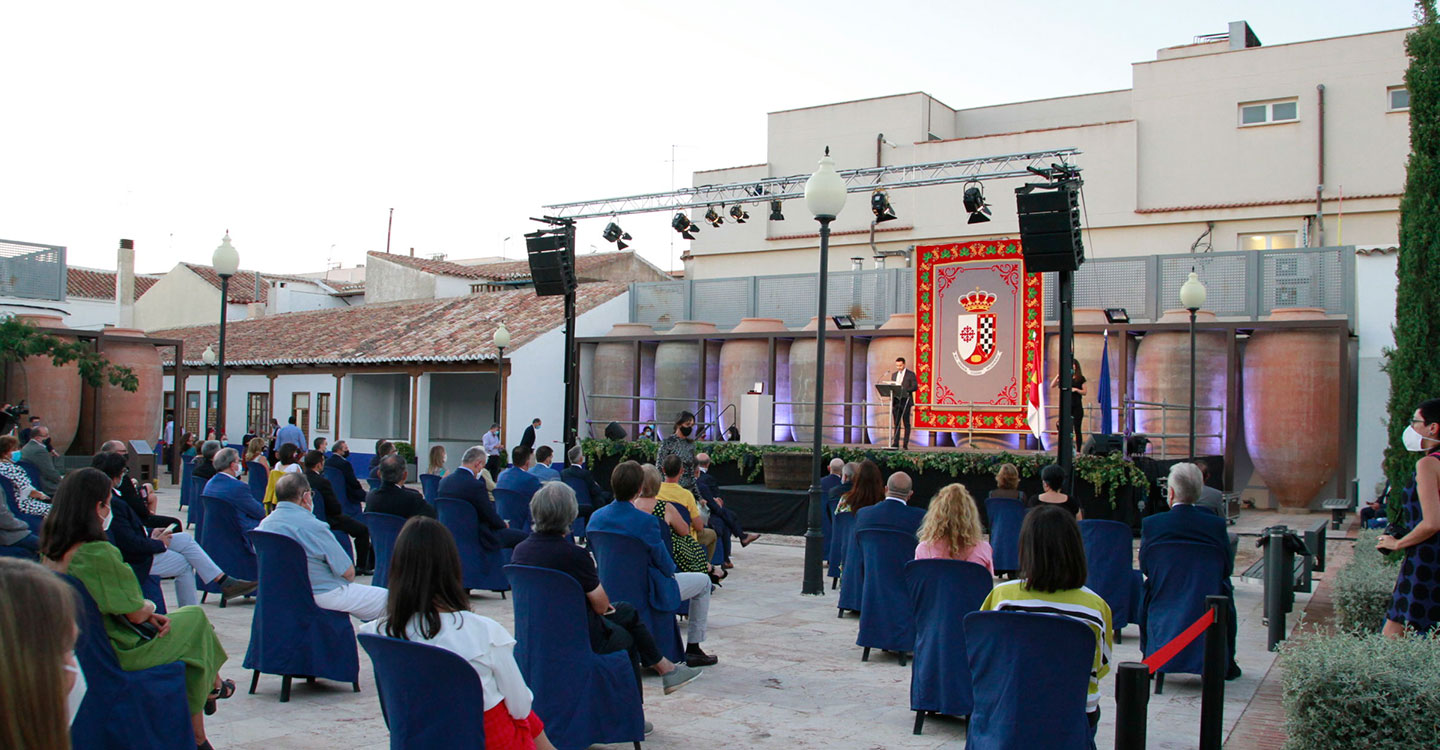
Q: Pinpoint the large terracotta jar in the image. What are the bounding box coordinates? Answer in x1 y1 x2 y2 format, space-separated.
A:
864 313 930 448
590 323 654 438
4 314 81 454
1133 309 1227 458
95 328 163 446
1042 308 1135 450
654 321 718 431
717 319 787 438
1244 308 1341 511
788 317 853 444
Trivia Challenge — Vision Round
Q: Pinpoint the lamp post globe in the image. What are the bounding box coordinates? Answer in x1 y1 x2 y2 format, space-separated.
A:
1180 271 1207 310
1179 271 1207 460
492 322 511 350
212 234 239 443
494 322 511 449
804 148 848 220
212 234 240 278
201 344 216 366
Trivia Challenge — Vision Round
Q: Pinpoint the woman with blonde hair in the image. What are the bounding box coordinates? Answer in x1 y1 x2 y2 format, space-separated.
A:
0 558 79 750
428 445 448 477
915 484 994 574
243 436 270 472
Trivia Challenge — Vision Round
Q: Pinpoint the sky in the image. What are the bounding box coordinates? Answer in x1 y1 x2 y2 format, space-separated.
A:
1 1 1419 277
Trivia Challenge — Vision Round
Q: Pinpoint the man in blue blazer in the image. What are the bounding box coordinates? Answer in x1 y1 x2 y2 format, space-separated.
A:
821 458 843 499
1139 462 1240 679
202 447 267 533
440 446 527 551
528 445 561 482
496 445 543 529
854 471 926 537
693 453 760 566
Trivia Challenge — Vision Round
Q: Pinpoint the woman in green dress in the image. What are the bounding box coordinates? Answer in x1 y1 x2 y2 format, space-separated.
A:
40 468 232 750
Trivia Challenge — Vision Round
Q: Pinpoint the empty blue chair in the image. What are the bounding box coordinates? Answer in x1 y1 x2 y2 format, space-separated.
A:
65 574 195 750
855 528 921 663
435 497 511 595
196 494 258 607
507 564 645 750
419 472 441 502
984 496 1025 574
358 633 486 750
309 483 356 562
186 475 207 534
1141 540 1227 683
323 466 362 517
588 530 684 663
836 514 864 614
179 459 195 510
0 474 43 533
829 507 853 588
1080 519 1142 638
494 487 534 533
362 512 407 588
562 476 592 540
906 559 993 733
16 459 43 490
243 530 361 702
964 611 1096 750
245 461 269 503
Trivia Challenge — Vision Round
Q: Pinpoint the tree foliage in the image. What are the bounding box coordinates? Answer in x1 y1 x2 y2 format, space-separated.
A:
0 318 139 393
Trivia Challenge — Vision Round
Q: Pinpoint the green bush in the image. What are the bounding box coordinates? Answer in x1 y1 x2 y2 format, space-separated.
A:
1280 630 1440 749
393 441 416 465
1332 530 1400 633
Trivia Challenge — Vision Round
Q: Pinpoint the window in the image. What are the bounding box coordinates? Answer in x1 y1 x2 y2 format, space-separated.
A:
315 393 331 432
184 392 201 437
1238 232 1298 251
1389 86 1410 111
291 392 311 441
1239 99 1298 126
246 393 270 437
206 392 219 436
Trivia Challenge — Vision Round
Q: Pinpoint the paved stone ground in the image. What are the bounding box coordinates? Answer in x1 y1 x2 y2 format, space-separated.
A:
150 483 1351 750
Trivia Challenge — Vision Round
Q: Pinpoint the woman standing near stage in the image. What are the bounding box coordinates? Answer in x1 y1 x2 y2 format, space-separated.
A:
656 411 700 494
1051 360 1087 449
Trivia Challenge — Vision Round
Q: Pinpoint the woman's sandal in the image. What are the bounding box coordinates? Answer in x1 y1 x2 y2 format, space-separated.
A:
708 566 728 586
204 678 236 716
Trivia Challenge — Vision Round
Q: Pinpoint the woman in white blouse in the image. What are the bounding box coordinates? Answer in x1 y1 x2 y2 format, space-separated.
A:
0 435 51 516
361 517 555 750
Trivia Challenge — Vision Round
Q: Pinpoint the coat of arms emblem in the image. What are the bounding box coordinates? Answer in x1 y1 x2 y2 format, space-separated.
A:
953 288 1003 376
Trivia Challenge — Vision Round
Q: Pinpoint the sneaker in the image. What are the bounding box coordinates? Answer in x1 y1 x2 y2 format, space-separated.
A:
685 645 718 667
219 577 258 598
643 721 654 735
662 664 703 694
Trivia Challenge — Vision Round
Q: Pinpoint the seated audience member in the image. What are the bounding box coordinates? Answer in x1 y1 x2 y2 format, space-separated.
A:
439 446 527 551
854 471 926 538
325 441 368 511
427 445 447 477
693 453 760 561
498 446 543 501
243 437 271 473
94 451 256 606
20 426 62 495
314 436 328 454
1 435 51 516
982 505 1112 741
588 461 717 668
258 473 387 621
528 446 561 483
0 557 82 747
192 440 223 483
1194 460 1225 517
361 517 557 750
0 489 37 558
987 462 1027 505
203 448 267 532
41 468 234 749
656 456 721 576
275 443 303 475
830 461 857 505
837 460 885 514
561 445 611 516
915 483 994 574
368 440 396 480
365 454 434 520
1140 462 1240 679
303 450 372 575
1029 464 1082 518
100 440 181 531
821 458 844 498
510 482 702 694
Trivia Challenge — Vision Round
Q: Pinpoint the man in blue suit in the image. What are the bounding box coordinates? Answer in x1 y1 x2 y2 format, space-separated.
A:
528 445 561 482
203 447 266 533
821 458 844 499
496 445 543 529
1140 462 1240 680
693 453 760 567
440 446 527 551
854 471 926 537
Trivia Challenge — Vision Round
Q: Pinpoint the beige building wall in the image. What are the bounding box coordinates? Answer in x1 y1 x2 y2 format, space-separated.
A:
133 265 225 331
366 254 440 304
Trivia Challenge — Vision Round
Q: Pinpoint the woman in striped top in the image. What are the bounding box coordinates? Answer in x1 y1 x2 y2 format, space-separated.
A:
981 504 1112 743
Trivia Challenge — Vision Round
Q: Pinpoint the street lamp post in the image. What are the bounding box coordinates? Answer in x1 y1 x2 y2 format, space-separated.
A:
212 234 240 442
802 147 847 596
493 322 511 450
1180 271 1208 460
201 344 216 437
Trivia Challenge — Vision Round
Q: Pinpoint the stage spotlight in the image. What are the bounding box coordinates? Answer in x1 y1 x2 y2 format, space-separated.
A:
602 222 632 250
705 207 725 227
729 205 749 224
870 190 897 223
769 200 785 221
964 182 992 224
1104 308 1130 324
671 212 700 240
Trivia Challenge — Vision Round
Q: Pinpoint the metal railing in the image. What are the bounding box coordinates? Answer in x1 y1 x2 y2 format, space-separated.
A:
584 394 722 440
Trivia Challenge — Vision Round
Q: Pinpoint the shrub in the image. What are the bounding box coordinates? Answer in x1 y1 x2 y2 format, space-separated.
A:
1280 630 1440 749
1332 530 1400 633
393 441 416 465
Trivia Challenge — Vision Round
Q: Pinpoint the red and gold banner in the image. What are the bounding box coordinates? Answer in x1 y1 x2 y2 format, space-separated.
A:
914 241 1044 435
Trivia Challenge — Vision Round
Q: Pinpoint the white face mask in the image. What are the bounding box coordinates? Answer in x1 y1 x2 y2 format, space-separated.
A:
100 507 113 532
1404 424 1434 452
65 656 86 724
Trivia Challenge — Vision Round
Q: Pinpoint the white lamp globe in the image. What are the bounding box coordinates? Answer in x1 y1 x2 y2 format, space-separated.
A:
493 322 511 350
804 147 847 220
212 234 240 278
1179 271 1207 310
201 344 217 366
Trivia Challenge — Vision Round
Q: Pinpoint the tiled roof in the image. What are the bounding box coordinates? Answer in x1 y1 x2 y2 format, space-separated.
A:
181 264 321 304
368 250 664 282
153 281 627 367
66 268 160 301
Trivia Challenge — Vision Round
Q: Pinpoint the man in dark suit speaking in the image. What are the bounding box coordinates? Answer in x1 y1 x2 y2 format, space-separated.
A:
887 357 918 450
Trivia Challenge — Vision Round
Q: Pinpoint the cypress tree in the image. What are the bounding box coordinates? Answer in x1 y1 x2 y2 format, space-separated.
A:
1383 1 1440 521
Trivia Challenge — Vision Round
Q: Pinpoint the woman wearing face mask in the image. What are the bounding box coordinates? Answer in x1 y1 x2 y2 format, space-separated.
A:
39 468 232 750
1376 398 1440 637
655 411 700 494
0 557 81 750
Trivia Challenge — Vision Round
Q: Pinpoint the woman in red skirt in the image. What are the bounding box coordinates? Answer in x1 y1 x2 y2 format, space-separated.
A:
363 517 555 750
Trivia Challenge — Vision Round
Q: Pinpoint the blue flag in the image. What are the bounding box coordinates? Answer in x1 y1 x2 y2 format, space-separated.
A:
1098 331 1113 435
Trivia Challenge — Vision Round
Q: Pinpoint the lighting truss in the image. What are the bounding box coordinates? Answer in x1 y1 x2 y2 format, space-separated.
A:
544 148 1082 219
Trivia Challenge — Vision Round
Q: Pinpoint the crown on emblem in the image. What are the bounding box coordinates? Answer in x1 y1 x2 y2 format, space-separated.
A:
960 288 997 312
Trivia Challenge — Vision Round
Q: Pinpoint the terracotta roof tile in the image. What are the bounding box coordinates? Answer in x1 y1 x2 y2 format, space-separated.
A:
154 282 627 367
367 250 663 282
181 264 321 304
66 268 160 300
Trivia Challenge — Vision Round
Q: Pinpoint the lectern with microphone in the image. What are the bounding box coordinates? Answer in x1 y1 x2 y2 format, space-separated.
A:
875 382 902 450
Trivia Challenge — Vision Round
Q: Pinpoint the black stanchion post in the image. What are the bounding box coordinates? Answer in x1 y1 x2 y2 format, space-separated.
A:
1199 595 1228 750
1265 525 1288 650
1113 661 1150 750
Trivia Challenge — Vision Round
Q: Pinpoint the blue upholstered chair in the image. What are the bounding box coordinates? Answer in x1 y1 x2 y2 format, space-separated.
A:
984 496 1025 574
418 473 441 502
245 461 269 503
140 574 167 615
964 611 1096 750
196 494 258 607
308 484 355 562
1080 519 1143 639
366 478 382 492
507 564 645 750
361 512 407 588
358 633 485 750
906 559 993 734
323 466 362 517
179 459 194 510
562 476 592 541
836 514 864 614
16 460 42 491
855 528 921 663
435 497 510 596
829 508 853 589
186 474 206 533
0 474 43 534
243 530 361 702
65 574 195 750
1141 540 1227 685
493 487 534 533
588 530 684 663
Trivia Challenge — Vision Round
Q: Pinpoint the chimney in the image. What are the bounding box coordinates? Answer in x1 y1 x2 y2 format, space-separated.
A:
1229 21 1261 50
409 247 415 257
116 239 136 328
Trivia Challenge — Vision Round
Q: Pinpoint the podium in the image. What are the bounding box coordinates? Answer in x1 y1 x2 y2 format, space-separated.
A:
875 383 902 449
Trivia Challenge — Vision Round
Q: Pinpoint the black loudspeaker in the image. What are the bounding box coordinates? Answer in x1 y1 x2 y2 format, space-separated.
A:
526 231 576 297
1084 433 1125 456
1016 184 1083 273
604 421 627 441
1126 434 1151 456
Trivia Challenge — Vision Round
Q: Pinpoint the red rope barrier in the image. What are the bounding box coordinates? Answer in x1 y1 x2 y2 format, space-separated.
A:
1142 607 1215 674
